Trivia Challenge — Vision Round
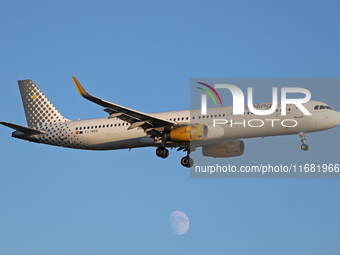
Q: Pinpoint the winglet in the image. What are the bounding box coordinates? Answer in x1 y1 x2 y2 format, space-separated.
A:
72 76 88 96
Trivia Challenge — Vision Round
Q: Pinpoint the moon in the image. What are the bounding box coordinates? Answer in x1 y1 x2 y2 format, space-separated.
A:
169 211 190 235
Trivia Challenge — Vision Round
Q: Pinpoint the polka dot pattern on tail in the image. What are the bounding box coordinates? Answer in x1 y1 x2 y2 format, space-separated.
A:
18 80 68 128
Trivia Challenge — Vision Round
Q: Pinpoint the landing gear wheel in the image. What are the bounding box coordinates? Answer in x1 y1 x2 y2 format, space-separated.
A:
301 144 309 151
156 147 169 158
299 132 309 151
189 157 194 167
181 156 194 168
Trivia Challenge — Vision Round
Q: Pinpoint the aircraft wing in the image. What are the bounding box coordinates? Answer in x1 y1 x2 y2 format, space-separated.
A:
0 121 45 134
72 77 176 131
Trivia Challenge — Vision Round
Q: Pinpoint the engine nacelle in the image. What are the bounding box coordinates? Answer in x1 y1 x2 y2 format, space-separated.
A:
205 124 224 140
202 140 245 158
165 124 225 143
165 124 208 142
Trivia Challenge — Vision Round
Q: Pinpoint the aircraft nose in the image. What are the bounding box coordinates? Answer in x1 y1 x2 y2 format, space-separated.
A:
333 111 340 126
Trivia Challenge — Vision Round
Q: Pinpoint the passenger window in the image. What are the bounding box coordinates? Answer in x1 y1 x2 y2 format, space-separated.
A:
76 127 78 130
118 123 121 126
99 125 101 128
182 117 184 120
91 126 93 129
95 126 97 128
198 116 201 119
320 105 325 109
186 117 188 120
223 114 225 117
192 117 195 119
314 105 319 110
219 114 221 117
87 126 89 129
115 124 117 127
79 127 82 130
206 115 209 118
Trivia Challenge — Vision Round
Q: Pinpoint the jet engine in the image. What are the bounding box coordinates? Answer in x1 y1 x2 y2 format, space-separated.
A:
202 140 245 158
165 124 225 142
165 124 207 142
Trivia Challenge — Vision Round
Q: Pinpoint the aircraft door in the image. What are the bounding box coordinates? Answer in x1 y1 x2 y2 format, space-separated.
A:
294 106 303 118
228 110 234 122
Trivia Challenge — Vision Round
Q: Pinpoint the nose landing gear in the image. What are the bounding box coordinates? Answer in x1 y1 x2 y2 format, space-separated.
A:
299 132 309 151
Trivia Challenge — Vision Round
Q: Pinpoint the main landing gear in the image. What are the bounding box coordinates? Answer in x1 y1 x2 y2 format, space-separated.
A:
299 132 309 151
180 147 193 168
181 155 194 168
156 146 169 158
155 146 194 168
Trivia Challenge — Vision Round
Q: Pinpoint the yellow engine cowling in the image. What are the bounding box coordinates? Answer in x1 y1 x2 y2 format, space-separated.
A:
202 140 245 158
165 124 208 142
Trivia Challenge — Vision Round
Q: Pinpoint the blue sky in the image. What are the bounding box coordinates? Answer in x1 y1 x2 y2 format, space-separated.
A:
1 0 340 254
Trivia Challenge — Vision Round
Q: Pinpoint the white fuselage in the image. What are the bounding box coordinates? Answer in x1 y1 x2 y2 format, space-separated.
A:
33 100 340 150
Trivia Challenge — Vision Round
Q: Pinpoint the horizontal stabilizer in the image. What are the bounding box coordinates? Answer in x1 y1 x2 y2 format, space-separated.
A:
0 121 45 135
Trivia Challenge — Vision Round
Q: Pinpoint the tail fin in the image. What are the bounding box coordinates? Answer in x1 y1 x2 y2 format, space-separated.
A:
18 80 68 128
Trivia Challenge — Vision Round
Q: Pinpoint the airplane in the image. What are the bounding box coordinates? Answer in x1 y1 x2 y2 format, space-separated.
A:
1 77 340 168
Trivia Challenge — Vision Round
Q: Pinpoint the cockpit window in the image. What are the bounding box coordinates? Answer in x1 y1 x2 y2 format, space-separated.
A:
314 105 332 110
